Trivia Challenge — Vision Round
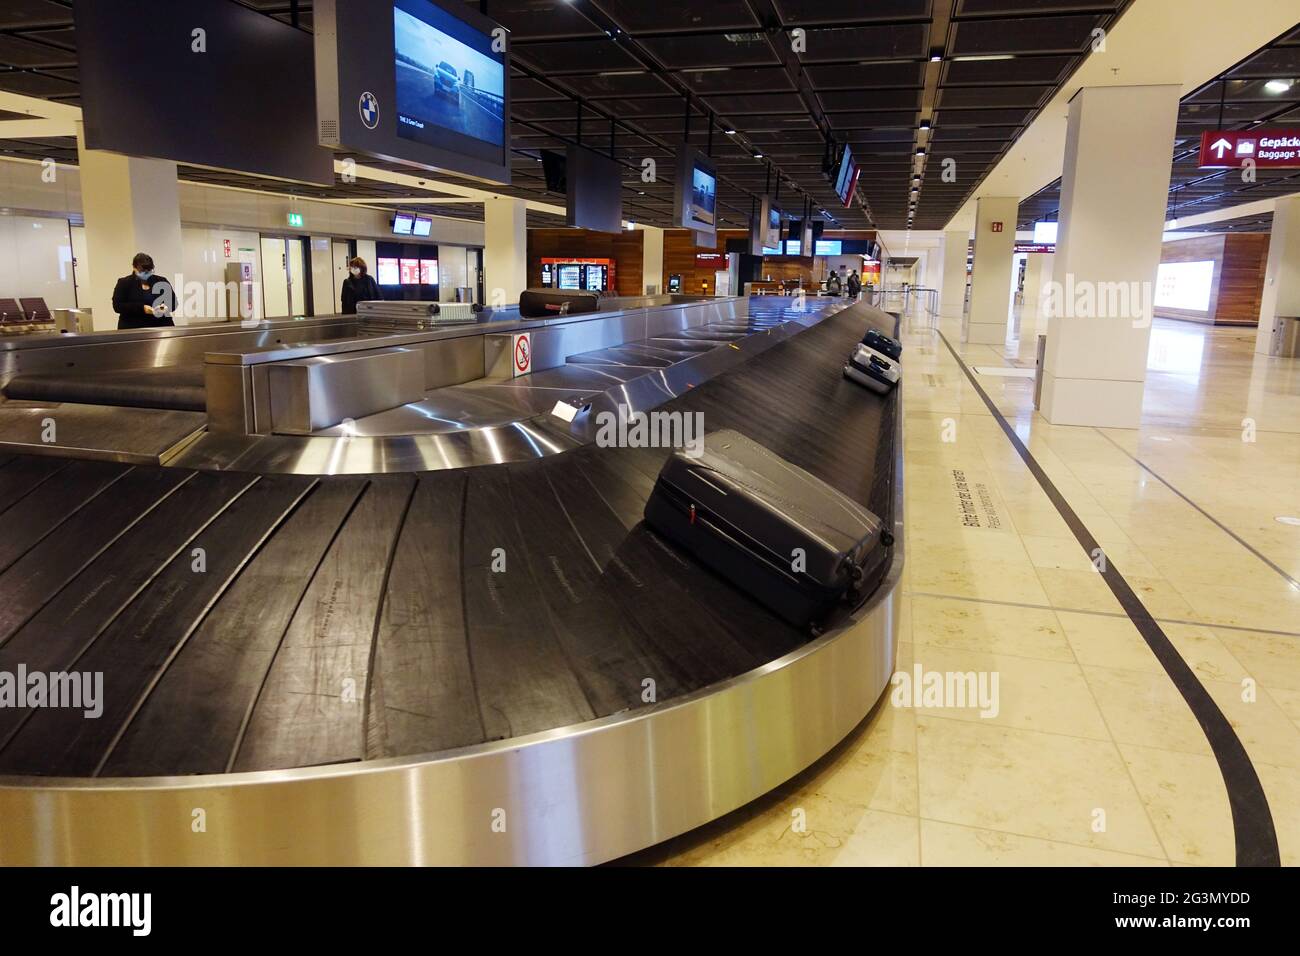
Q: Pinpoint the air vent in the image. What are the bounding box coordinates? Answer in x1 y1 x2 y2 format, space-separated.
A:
319 120 339 145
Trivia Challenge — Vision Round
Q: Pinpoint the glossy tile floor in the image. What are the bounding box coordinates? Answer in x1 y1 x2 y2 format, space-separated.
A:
629 307 1300 867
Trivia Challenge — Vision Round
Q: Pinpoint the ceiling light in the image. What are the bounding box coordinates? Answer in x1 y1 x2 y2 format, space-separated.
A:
753 152 763 159
724 128 736 135
597 70 643 76
951 54 1015 62
919 121 931 131
1264 79 1294 94
930 54 942 63
682 67 731 74
916 148 926 156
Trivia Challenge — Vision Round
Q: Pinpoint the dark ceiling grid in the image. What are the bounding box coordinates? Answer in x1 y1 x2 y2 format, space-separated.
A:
0 0 1198 236
1017 24 1300 234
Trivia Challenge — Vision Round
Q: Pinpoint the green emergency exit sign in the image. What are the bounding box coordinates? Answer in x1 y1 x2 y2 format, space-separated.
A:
287 212 304 228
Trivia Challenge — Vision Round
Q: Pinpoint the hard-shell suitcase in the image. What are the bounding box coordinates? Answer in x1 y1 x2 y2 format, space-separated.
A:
862 328 902 361
844 344 900 394
518 288 600 318
643 429 890 630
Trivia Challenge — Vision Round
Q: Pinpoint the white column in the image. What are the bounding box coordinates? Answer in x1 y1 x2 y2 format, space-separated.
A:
1255 194 1300 355
939 229 968 320
1041 85 1180 428
639 225 664 295
1021 252 1055 335
965 197 1017 344
76 122 183 331
483 197 527 306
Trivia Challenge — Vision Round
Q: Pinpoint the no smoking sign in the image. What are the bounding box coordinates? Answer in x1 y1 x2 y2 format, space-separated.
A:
512 332 532 377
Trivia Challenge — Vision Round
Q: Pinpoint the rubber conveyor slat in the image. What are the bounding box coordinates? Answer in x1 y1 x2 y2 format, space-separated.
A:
2 364 208 412
0 301 898 777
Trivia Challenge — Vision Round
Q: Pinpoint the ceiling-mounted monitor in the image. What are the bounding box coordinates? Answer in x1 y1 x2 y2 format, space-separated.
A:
393 212 415 235
566 145 623 233
315 0 511 185
541 150 567 194
674 147 718 238
750 195 782 255
834 144 859 207
412 215 433 237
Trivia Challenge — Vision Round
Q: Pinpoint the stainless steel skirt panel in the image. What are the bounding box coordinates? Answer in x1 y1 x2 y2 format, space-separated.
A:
0 561 900 866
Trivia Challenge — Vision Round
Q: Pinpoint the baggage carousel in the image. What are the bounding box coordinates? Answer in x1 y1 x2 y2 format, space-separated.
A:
0 295 902 865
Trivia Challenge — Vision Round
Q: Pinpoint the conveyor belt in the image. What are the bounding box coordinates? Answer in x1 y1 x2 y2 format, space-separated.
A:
0 300 897 779
2 363 207 411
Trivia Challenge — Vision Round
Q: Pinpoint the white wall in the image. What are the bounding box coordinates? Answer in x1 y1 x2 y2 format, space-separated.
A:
436 243 469 301
177 226 263 322
0 214 77 310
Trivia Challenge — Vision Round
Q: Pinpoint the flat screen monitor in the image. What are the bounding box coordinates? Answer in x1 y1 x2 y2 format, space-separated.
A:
674 147 717 237
541 150 567 194
815 240 842 256
412 216 433 237
558 265 581 290
399 259 421 284
785 240 801 256
1033 221 1059 244
377 258 401 285
315 0 511 184
834 145 859 206
393 213 415 235
420 260 438 285
566 145 623 233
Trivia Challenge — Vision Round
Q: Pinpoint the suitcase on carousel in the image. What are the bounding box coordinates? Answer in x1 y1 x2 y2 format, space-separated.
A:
861 328 902 361
518 288 600 318
643 429 890 630
843 344 900 394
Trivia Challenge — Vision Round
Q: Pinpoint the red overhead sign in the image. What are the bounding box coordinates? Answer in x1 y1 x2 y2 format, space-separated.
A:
1199 130 1300 169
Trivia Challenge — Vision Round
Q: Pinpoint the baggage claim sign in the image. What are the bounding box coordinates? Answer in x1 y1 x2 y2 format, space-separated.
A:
1198 129 1300 169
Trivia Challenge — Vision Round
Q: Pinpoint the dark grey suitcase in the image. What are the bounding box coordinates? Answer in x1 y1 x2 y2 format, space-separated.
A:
519 288 600 318
643 429 890 630
862 329 902 361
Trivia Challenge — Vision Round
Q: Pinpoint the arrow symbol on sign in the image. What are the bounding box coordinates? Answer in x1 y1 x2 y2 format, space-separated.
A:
1211 138 1233 159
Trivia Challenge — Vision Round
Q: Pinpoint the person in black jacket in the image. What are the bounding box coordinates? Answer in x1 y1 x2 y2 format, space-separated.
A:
112 253 176 329
340 257 381 314
847 270 862 298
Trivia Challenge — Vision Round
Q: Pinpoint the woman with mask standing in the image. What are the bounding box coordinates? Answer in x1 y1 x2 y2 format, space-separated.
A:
112 253 176 329
340 256 382 314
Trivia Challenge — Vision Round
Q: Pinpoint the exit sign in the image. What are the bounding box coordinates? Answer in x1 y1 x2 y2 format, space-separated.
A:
1199 130 1300 169
991 221 1004 233
287 212 304 228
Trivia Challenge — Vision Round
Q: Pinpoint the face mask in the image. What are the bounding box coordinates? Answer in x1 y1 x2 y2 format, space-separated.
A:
136 270 153 281
350 267 361 276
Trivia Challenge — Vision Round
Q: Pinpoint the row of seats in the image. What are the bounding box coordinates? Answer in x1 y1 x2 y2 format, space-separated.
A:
0 297 54 329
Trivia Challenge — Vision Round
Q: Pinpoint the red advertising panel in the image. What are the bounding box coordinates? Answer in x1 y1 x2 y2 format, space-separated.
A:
1198 130 1300 169
420 260 437 285
399 259 420 285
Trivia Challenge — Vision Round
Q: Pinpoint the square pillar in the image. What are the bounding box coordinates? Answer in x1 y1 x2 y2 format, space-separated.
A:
1256 194 1300 355
965 197 1017 344
1040 84 1181 427
76 122 183 330
939 229 969 319
639 225 664 295
483 197 527 306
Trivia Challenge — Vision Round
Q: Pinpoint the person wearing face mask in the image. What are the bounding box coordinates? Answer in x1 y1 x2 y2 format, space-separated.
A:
340 256 381 314
112 253 176 329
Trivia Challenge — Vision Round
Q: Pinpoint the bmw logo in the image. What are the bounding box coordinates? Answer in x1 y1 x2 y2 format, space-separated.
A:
359 92 379 130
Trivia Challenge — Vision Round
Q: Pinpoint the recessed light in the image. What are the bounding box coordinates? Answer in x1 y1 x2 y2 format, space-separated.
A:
724 128 736 135
919 121 931 131
930 54 942 63
1264 79 1294 94
916 148 926 156
951 54 1015 62
753 152 763 159
1276 515 1300 526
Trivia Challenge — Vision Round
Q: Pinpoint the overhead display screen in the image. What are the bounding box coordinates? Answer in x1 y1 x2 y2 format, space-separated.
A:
315 0 511 184
393 212 415 235
834 145 859 206
815 240 843 256
566 145 623 233
674 147 718 237
412 216 433 237
1155 260 1216 312
394 3 506 148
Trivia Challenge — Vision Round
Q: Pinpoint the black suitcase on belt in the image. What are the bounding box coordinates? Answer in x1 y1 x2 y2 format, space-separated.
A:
518 288 600 318
862 328 902 361
643 429 890 631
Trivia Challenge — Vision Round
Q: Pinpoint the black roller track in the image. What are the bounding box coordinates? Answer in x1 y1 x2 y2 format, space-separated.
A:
0 301 899 777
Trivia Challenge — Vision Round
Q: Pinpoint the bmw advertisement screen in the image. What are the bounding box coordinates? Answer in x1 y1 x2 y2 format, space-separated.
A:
691 163 717 228
394 1 505 149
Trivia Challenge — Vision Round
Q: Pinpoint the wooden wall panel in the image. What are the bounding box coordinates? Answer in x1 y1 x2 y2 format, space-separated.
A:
662 228 813 293
525 229 644 296
1157 233 1270 326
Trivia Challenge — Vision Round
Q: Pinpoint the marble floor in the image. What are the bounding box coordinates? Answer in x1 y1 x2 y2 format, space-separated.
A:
627 310 1300 867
